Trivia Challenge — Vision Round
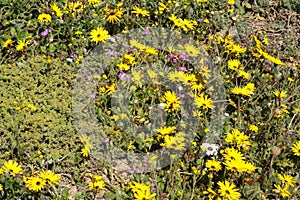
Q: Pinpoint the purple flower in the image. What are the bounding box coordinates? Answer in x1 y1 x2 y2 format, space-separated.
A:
178 66 187 72
178 93 186 98
151 186 157 192
178 53 189 61
41 29 51 37
144 29 150 35
118 70 127 80
198 19 203 23
103 138 110 143
69 53 78 59
287 130 293 135
106 49 117 57
88 94 97 99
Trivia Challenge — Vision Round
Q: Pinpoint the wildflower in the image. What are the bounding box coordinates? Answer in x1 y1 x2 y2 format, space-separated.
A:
25 176 46 191
90 27 109 44
117 63 130 71
41 29 51 37
185 44 200 57
203 188 217 200
2 160 22 176
273 184 291 198
156 126 176 139
291 141 300 156
129 181 156 200
118 70 127 80
178 66 187 72
278 174 296 187
273 90 287 99
81 147 90 157
231 83 255 97
132 6 150 17
104 8 123 24
228 0 235 5
224 159 255 173
163 91 180 104
38 13 52 23
144 29 150 35
0 184 2 191
238 70 250 79
228 59 243 71
106 83 116 95
2 39 13 48
205 160 222 172
51 4 63 18
89 179 105 191
40 170 61 186
88 0 101 5
16 40 30 51
145 46 158 55
66 1 84 14
160 132 186 150
222 147 245 161
27 104 37 111
225 129 250 148
157 2 168 14
201 143 219 156
249 125 258 133
194 93 213 109
217 180 241 200
122 54 136 66
130 39 145 50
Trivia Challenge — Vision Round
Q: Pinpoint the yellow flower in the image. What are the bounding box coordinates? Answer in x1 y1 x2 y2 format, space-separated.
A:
291 141 300 156
249 125 258 133
40 170 61 186
104 8 123 24
278 174 296 187
217 181 241 200
231 83 255 97
0 184 3 191
273 90 287 99
2 160 22 176
81 148 90 157
89 180 105 191
228 0 235 5
263 38 269 45
89 27 109 44
117 63 130 71
160 132 186 150
25 176 46 191
51 4 63 18
145 46 158 55
238 70 250 79
132 6 150 17
185 44 200 57
273 184 291 198
129 181 156 200
2 39 13 48
206 160 222 172
16 40 30 51
156 126 176 139
38 13 52 23
194 93 213 109
228 59 243 71
88 0 101 5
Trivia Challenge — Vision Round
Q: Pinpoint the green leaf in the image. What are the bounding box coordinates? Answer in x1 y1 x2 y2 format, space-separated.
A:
49 44 56 53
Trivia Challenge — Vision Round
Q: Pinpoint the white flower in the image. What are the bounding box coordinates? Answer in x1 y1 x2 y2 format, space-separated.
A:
201 143 219 156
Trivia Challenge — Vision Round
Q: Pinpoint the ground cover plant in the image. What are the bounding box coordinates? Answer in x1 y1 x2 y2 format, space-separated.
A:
0 0 299 199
